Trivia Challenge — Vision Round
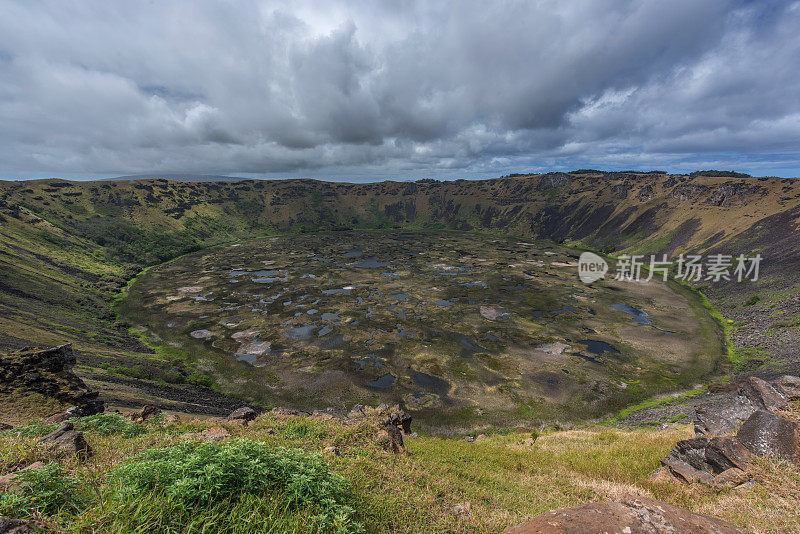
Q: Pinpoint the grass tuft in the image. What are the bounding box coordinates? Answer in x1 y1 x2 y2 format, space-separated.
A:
91 439 362 533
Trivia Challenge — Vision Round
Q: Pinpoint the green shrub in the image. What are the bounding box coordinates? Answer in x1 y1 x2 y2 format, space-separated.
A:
106 364 148 379
2 420 58 438
0 463 85 517
75 413 145 437
105 439 362 533
186 369 214 388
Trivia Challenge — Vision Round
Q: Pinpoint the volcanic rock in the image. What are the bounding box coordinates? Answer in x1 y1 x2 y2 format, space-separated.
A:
502 497 750 533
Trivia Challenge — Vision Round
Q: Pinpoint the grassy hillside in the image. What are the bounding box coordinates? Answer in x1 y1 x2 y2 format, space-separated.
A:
1 409 798 533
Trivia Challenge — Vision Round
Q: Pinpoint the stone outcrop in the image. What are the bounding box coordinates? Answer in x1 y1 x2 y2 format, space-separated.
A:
535 172 572 191
659 436 752 485
706 181 765 207
40 421 91 460
503 497 750 533
736 410 800 464
658 374 800 486
128 405 161 423
774 375 800 399
377 404 413 434
694 377 787 437
228 406 258 423
0 344 103 417
376 423 405 454
636 184 654 201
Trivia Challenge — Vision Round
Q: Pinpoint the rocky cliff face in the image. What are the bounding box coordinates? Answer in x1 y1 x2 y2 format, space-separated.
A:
0 344 103 416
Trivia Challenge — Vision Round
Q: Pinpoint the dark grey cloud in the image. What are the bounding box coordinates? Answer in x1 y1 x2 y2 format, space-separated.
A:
0 0 799 179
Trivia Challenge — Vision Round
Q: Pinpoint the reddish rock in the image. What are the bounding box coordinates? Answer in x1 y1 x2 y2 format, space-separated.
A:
712 468 749 490
774 375 800 400
740 377 787 413
502 497 750 533
705 436 753 472
736 410 800 464
43 412 73 425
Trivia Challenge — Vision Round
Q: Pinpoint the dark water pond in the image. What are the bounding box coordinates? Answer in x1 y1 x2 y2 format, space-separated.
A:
579 339 620 355
575 352 602 364
412 371 450 394
368 373 396 388
351 256 387 268
611 303 651 325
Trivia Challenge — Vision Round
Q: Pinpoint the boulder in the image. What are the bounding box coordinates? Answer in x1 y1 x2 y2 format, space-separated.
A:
774 375 800 400
705 436 753 472
128 405 161 423
0 344 103 416
0 517 48 533
227 406 257 422
39 421 91 460
43 412 73 425
694 398 754 437
452 502 472 517
0 423 12 431
660 434 754 485
739 377 787 413
712 468 749 490
502 497 750 533
694 376 788 437
377 404 412 433
736 410 800 464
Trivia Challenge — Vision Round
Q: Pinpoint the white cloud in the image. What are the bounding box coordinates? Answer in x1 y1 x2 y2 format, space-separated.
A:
0 0 798 178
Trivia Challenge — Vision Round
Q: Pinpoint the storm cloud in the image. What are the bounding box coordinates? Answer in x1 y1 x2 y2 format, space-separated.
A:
1 0 799 179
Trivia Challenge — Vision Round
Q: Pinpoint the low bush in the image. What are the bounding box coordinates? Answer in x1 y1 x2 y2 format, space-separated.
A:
1 420 58 438
75 413 145 438
99 439 362 533
0 463 85 517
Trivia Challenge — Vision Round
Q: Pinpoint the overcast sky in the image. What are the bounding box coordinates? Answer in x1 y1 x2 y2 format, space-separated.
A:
1 1 799 181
